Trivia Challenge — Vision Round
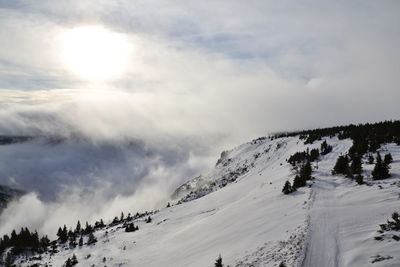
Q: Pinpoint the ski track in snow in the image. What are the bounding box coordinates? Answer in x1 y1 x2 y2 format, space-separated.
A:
302 177 341 267
303 141 400 267
302 141 348 267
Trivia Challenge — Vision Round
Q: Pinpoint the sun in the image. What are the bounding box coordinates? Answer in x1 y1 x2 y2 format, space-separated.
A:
59 26 132 81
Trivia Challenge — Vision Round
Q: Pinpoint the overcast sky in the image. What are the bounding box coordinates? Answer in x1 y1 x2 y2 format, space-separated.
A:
0 0 399 145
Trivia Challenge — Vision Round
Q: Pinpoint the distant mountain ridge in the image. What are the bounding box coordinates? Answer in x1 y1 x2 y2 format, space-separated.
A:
0 135 33 145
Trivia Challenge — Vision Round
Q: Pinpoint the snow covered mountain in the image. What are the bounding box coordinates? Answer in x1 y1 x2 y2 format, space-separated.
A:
2 122 400 267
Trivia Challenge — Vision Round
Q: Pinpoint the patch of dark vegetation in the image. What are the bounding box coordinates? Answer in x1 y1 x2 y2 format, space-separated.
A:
282 180 296 195
283 159 313 194
0 208 158 266
288 148 320 167
273 120 400 149
374 212 400 243
214 254 223 267
371 254 393 263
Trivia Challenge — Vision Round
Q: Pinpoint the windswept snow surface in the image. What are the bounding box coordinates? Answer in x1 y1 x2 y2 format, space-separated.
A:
302 142 400 267
14 136 400 266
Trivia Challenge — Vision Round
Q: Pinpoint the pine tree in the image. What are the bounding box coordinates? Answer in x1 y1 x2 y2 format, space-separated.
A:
368 154 374 164
300 161 312 180
68 234 77 248
71 254 78 265
332 155 351 177
62 225 68 243
350 154 362 176
84 222 93 234
215 254 223 267
125 223 139 232
145 216 152 223
78 236 83 246
57 225 68 243
309 148 320 162
282 181 295 194
384 153 393 166
321 140 333 155
87 232 97 245
40 235 50 250
292 175 306 189
57 227 63 241
372 152 390 180
75 221 81 234
355 174 364 185
50 241 58 254
4 252 15 267
65 257 72 267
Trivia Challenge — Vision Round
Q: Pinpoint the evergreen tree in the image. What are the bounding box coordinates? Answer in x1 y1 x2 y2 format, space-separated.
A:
50 241 58 254
215 254 223 267
4 252 15 267
321 140 333 155
332 155 351 177
388 212 400 231
57 225 68 243
71 254 78 265
65 257 72 267
125 223 139 232
85 222 94 234
384 153 393 166
40 235 50 250
372 152 390 180
111 216 119 225
368 154 374 164
350 154 362 176
309 148 320 162
120 212 125 222
145 216 152 223
300 161 312 180
68 235 77 248
355 174 364 185
75 221 81 234
57 227 63 240
86 232 97 245
78 236 83 246
63 225 68 236
282 181 295 194
292 175 306 189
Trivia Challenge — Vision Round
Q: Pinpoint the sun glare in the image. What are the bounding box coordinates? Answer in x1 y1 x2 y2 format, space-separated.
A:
59 26 132 81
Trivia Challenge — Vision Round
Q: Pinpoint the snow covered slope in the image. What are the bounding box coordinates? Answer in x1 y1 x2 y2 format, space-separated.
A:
11 135 400 266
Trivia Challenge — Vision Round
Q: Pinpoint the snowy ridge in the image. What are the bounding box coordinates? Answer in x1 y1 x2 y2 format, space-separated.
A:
173 137 295 203
9 135 400 266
